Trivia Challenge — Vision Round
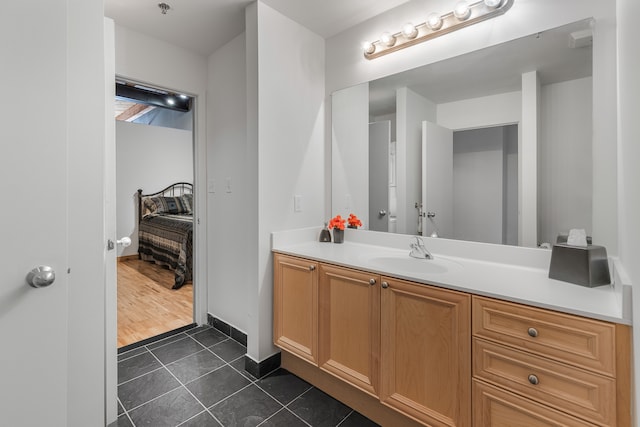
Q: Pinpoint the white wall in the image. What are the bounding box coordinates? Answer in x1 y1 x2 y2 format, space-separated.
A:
206 32 250 334
539 77 592 246
114 24 209 323
325 0 617 253
617 0 640 422
453 127 505 244
247 2 326 362
504 125 519 246
115 121 193 257
437 91 521 130
331 83 369 223
396 87 436 234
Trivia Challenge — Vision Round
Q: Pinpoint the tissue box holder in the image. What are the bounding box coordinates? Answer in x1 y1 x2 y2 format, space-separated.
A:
548 244 611 287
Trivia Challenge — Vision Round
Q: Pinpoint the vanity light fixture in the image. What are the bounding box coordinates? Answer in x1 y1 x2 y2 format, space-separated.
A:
402 23 419 39
426 12 444 31
453 1 471 20
380 32 396 47
363 0 513 60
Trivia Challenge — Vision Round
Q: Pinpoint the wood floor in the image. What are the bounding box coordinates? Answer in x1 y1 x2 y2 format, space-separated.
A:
117 257 193 348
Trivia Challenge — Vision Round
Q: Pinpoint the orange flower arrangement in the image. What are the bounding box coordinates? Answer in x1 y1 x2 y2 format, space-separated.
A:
328 215 346 230
347 213 362 229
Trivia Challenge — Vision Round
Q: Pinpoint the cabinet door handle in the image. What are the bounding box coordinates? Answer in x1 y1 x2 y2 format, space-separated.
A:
369 278 376 285
381 281 389 289
527 327 538 338
528 374 539 385
309 265 316 271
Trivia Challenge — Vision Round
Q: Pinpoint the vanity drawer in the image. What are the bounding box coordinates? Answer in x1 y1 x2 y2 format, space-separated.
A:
474 338 616 426
472 296 616 376
473 379 598 427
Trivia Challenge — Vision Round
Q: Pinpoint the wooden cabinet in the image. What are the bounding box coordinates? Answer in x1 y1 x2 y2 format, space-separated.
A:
318 264 380 397
472 295 629 427
273 253 631 427
472 296 616 376
273 253 318 365
380 277 471 427
473 379 597 426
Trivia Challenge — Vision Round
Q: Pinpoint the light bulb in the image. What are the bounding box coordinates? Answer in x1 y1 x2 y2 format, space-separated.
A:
426 12 443 31
362 41 375 55
483 0 502 7
166 98 175 105
402 23 418 39
380 32 396 47
454 1 471 20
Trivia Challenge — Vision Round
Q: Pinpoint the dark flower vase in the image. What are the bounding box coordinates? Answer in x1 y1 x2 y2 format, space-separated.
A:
333 228 344 244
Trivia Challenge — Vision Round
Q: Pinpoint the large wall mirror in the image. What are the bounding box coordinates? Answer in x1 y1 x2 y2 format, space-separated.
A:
331 19 593 248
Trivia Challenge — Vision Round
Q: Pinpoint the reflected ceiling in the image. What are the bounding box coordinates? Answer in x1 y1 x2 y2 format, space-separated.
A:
369 20 593 116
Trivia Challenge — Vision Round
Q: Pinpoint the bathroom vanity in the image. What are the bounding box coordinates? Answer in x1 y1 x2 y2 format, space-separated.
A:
272 228 631 427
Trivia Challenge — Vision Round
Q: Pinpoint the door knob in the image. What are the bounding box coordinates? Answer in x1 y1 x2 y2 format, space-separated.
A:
117 237 132 247
379 210 387 217
26 266 56 288
108 237 132 251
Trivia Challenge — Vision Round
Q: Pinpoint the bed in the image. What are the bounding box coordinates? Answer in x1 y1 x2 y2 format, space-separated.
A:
137 182 193 289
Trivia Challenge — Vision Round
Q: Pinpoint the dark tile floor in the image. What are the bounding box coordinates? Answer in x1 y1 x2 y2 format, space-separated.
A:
112 326 380 427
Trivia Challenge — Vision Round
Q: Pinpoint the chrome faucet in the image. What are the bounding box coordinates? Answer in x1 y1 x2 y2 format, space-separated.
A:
409 236 433 259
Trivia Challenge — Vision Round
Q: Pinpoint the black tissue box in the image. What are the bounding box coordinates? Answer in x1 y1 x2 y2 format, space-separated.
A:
548 244 611 287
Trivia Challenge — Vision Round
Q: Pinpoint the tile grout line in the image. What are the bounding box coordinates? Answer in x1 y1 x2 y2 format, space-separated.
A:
148 341 227 427
118 325 252 426
118 365 166 387
247 367 337 427
334 410 355 427
276 386 318 427
116 396 136 427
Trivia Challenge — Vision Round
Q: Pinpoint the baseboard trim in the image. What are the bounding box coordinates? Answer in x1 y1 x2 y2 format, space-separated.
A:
117 254 139 262
207 313 247 346
244 352 281 379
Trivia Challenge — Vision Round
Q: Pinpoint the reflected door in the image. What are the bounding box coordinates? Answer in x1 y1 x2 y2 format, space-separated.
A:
421 121 453 237
369 121 391 232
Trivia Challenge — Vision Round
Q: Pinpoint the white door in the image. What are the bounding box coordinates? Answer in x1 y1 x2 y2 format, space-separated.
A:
369 121 391 232
1 2 108 426
421 121 453 238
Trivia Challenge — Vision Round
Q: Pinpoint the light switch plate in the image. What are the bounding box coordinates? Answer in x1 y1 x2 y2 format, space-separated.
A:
294 195 302 212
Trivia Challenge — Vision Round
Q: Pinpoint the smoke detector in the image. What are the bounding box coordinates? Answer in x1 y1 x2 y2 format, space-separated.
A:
568 29 593 48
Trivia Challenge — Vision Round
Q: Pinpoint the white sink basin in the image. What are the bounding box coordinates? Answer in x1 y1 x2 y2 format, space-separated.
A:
368 255 460 275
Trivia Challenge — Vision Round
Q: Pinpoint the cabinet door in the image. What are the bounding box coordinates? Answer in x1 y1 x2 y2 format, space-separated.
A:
273 253 318 365
319 264 380 397
380 277 471 427
473 380 597 427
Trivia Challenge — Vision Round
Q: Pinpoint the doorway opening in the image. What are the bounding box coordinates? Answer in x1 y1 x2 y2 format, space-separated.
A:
114 79 195 348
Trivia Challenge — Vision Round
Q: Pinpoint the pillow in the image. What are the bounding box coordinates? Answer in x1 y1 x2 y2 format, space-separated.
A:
181 193 193 214
142 197 157 217
144 196 190 216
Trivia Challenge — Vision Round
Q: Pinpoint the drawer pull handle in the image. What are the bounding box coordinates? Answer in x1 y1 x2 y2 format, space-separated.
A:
527 327 538 338
309 265 316 271
369 278 376 285
528 374 539 385
381 281 389 289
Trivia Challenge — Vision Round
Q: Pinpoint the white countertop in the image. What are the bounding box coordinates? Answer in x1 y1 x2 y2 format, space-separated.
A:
272 227 632 325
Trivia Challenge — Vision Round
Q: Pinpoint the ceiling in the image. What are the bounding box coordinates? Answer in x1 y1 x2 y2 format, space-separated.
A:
104 0 411 57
